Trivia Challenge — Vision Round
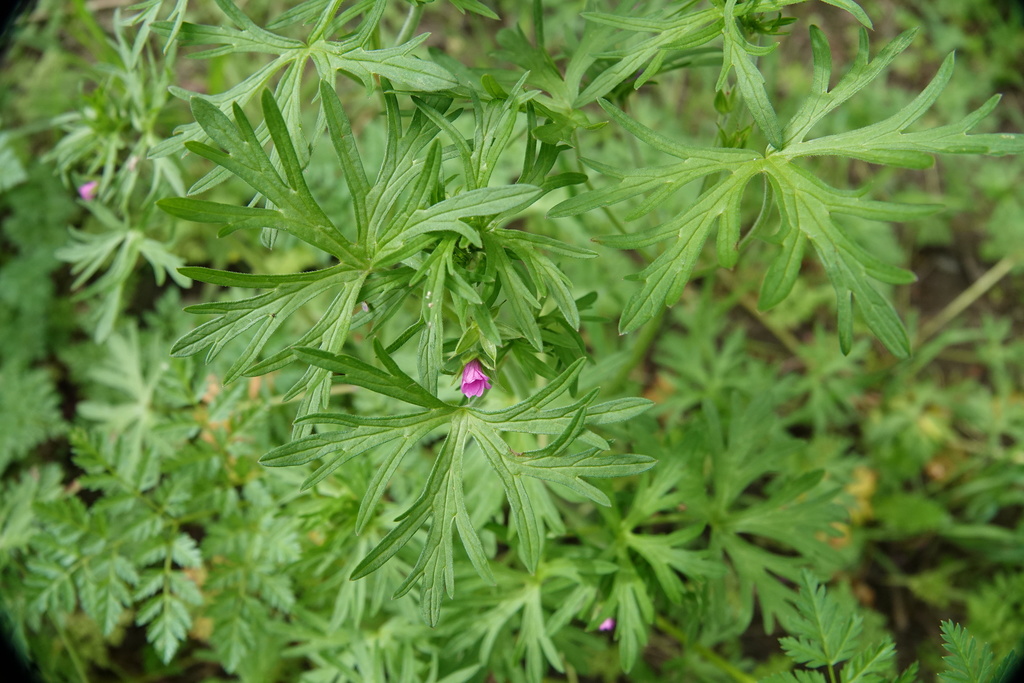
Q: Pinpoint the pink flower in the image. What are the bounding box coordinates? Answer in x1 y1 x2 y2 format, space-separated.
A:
460 359 492 398
78 181 98 201
599 618 615 632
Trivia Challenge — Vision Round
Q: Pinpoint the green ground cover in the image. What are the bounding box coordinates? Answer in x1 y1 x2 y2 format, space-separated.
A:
1 1 1022 680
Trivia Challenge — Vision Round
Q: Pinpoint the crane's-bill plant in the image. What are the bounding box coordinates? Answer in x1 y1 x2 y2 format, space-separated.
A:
159 75 656 623
3 0 1024 680
551 22 1023 356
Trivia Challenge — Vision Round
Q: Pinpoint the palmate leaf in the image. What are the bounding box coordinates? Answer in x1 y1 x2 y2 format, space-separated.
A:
576 0 870 108
57 201 190 342
472 10 627 145
587 454 723 672
576 4 721 107
262 355 654 625
76 327 195 483
674 395 844 634
163 83 562 434
551 28 1024 357
622 527 720 615
604 557 655 672
441 558 598 683
169 263 406 441
413 77 591 351
159 90 361 262
161 86 421 432
150 0 455 180
718 0 783 147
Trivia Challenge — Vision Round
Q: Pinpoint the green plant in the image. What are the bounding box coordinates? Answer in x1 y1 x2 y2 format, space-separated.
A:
2 0 1023 681
764 570 1020 683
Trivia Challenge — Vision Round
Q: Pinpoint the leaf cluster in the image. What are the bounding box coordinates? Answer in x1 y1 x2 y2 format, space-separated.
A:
3 0 1024 681
765 572 1021 683
551 24 1023 357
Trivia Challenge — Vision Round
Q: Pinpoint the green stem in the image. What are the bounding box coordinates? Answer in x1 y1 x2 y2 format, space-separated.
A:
718 269 803 357
570 132 631 237
395 2 426 46
736 175 773 251
917 255 1017 343
655 615 757 683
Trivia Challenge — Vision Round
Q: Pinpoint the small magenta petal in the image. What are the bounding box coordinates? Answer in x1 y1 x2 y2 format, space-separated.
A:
599 618 615 632
461 360 491 397
78 181 98 201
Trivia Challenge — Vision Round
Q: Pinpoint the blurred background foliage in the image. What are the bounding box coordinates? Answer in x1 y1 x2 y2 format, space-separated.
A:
0 0 1022 681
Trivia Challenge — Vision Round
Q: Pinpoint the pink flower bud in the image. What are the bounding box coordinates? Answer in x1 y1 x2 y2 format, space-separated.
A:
77 181 98 201
599 618 615 632
460 359 492 398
